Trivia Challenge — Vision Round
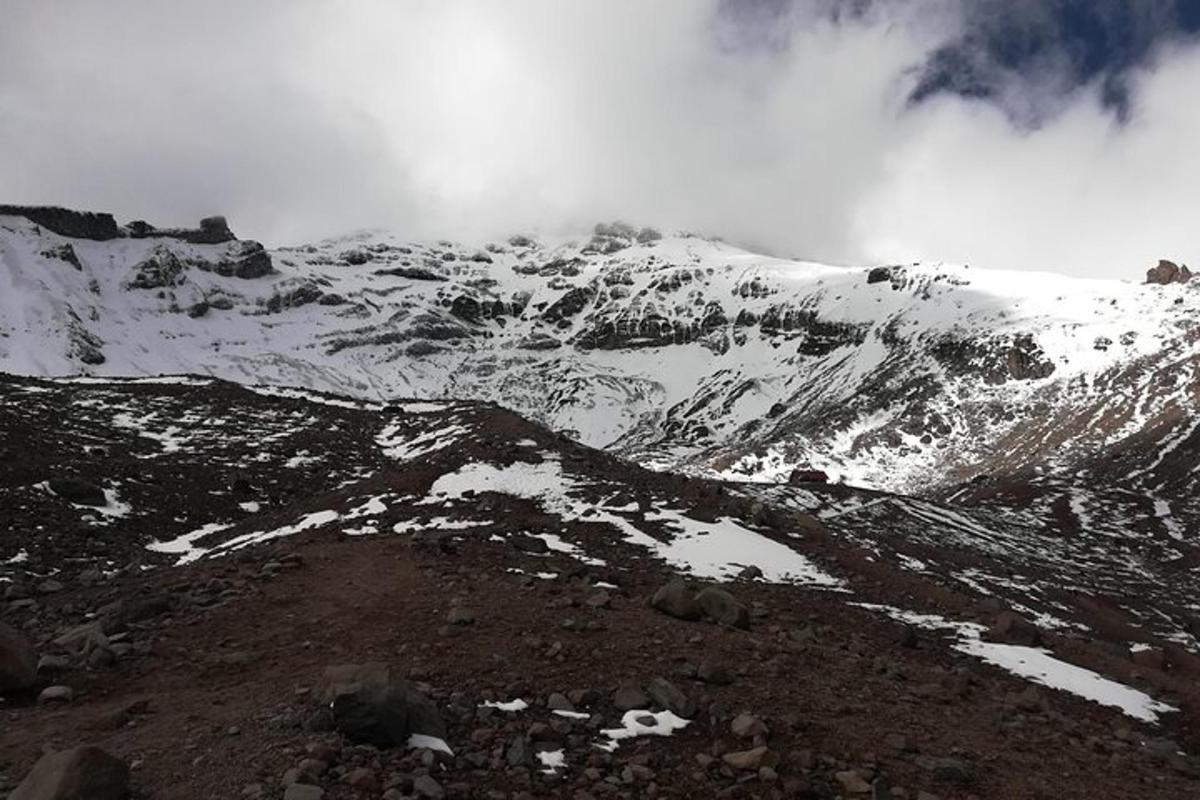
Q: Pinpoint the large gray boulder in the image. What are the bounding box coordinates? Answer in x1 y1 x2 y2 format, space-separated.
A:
8 746 129 800
695 587 750 629
650 577 701 621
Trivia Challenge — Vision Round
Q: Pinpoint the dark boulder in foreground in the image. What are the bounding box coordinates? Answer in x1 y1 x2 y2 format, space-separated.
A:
8 745 130 800
324 663 446 747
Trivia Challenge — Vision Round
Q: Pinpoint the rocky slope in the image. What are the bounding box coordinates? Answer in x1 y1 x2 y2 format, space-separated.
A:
2 209 1197 514
2 374 1199 799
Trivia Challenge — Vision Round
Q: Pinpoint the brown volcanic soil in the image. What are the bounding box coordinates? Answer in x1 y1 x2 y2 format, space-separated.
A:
2 375 1199 799
2 526 1198 799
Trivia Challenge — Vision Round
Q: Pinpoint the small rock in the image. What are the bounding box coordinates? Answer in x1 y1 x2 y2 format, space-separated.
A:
730 712 768 740
87 646 116 669
510 534 550 554
918 756 976 785
283 785 325 800
695 587 750 629
413 774 445 799
36 654 71 674
835 770 872 794
650 578 701 621
47 477 106 507
645 677 695 718
8 746 128 800
1012 685 1045 713
345 767 377 791
38 685 74 703
547 692 575 712
986 611 1042 647
297 757 327 780
612 685 650 711
446 607 476 625
697 661 733 685
722 746 770 771
585 589 611 609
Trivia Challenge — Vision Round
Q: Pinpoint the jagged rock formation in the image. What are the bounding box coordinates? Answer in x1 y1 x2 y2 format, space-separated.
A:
0 205 120 240
1146 258 1193 285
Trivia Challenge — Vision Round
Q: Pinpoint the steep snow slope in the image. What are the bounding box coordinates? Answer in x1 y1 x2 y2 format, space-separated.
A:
2 212 1198 517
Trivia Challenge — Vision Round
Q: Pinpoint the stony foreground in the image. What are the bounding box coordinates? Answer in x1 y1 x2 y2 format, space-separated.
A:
2 528 1199 800
1 375 1199 798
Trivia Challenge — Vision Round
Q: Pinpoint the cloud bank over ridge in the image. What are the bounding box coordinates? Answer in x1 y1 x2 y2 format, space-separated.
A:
1 0 1197 278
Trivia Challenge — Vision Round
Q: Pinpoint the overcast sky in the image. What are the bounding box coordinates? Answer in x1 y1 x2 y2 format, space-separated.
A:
2 0 1198 278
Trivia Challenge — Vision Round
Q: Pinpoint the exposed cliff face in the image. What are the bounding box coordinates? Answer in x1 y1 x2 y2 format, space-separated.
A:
0 205 120 240
2 210 1199 523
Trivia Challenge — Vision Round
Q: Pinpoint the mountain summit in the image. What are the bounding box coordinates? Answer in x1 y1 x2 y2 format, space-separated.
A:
2 207 1200 797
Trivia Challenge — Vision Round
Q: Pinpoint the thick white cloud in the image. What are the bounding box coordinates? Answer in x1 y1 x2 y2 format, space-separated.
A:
855 43 1200 275
0 0 1195 277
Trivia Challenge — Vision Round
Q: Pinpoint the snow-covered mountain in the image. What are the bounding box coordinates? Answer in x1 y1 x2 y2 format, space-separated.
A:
2 207 1198 531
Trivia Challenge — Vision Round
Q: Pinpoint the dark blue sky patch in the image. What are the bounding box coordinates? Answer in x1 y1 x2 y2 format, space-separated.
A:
718 0 1200 123
913 0 1200 121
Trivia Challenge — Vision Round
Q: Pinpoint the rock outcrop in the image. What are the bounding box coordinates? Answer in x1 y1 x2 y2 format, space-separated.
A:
125 215 237 244
0 205 120 240
1146 259 1193 285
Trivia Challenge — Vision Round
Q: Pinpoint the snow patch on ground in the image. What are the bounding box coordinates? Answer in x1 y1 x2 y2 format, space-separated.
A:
643 508 843 587
537 749 566 773
394 401 451 414
95 488 133 519
408 734 454 755
855 603 1175 723
534 532 607 567
392 516 490 534
284 452 321 468
246 384 382 410
377 422 470 462
600 710 691 746
480 699 528 712
424 458 841 586
112 410 190 454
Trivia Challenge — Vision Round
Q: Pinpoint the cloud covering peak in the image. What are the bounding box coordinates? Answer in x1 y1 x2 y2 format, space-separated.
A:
1 0 1196 278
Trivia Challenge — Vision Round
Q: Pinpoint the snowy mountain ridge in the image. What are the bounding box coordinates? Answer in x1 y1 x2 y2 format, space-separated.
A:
1 209 1197 517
